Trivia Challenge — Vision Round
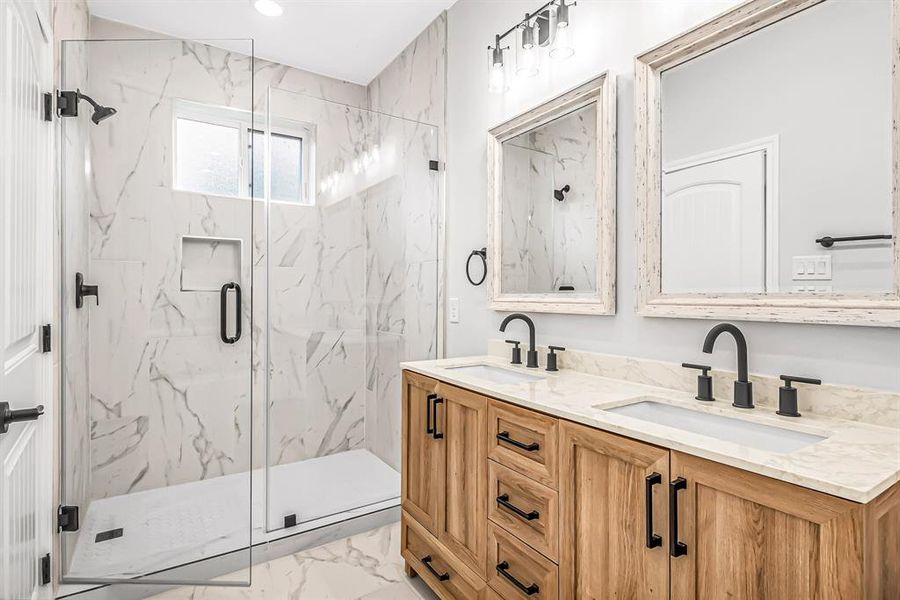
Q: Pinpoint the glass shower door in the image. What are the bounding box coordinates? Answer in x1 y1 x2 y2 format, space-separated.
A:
59 37 255 586
262 88 441 534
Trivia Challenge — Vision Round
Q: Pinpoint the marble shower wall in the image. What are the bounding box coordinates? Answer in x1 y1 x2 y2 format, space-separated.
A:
364 14 447 470
81 17 374 500
500 105 598 294
54 0 92 570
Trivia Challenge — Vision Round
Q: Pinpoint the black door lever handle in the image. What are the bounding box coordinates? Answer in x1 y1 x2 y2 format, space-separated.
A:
0 402 44 434
75 272 99 308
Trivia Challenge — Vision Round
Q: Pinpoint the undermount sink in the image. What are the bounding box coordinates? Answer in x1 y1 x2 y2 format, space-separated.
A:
605 399 827 454
445 364 545 385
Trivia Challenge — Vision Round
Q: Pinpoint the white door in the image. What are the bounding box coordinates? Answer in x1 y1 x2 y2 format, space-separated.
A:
0 1 54 599
662 151 767 294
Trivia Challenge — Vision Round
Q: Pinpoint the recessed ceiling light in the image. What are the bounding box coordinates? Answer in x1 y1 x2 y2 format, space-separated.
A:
254 0 283 17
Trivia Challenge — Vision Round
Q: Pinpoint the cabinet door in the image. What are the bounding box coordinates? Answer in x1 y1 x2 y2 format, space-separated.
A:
559 422 670 600
436 382 488 579
670 451 865 599
402 371 441 535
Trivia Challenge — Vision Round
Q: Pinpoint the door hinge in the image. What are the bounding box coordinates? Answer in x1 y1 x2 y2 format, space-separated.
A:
43 93 54 122
40 553 51 585
41 324 51 353
58 505 79 532
429 160 440 172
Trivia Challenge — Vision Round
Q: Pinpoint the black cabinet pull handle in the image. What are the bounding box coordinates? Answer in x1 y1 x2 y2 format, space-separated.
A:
496 561 539 595
431 397 444 440
426 394 436 434
645 472 662 548
219 282 242 344
669 476 687 557
421 555 449 581
496 494 539 521
496 431 539 452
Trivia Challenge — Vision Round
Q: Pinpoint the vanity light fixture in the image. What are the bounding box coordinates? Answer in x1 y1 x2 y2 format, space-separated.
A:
516 17 539 78
550 1 575 60
254 0 283 17
488 0 576 93
488 35 510 94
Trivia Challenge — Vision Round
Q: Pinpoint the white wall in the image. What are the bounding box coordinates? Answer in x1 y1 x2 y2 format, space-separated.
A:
445 0 900 391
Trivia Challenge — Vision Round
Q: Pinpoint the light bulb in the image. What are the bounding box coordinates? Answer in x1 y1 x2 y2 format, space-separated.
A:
254 0 283 17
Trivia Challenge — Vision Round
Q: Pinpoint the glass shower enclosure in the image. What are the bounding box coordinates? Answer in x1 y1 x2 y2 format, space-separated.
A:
58 37 440 588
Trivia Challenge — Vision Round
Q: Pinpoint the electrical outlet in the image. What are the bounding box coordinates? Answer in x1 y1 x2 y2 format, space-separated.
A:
792 255 832 281
448 298 459 323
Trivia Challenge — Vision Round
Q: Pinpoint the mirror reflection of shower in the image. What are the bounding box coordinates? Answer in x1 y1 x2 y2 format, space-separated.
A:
57 89 117 124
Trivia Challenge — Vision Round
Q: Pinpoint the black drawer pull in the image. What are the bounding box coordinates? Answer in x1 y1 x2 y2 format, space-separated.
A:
421 555 449 581
496 561 539 595
497 431 539 452
669 477 687 557
497 494 539 521
426 394 436 435
645 472 662 548
432 397 444 440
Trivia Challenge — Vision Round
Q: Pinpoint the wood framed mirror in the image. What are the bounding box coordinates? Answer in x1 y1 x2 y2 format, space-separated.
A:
487 73 617 315
635 0 900 326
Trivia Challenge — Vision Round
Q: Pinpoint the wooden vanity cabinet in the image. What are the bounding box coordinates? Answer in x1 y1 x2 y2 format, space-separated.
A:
670 451 868 599
558 421 670 600
402 372 488 579
402 371 900 600
402 371 442 535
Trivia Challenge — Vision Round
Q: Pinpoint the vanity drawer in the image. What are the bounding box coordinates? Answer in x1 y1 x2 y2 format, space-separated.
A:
488 460 559 562
488 400 559 488
401 511 486 600
487 522 559 600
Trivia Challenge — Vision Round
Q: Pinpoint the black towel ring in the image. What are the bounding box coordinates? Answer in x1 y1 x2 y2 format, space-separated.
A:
466 248 487 286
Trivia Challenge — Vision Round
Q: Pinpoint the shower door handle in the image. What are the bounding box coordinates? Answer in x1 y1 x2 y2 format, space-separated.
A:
220 282 242 344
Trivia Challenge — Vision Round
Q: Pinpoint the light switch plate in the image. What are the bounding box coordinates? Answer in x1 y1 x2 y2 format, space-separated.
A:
792 255 832 281
448 298 460 323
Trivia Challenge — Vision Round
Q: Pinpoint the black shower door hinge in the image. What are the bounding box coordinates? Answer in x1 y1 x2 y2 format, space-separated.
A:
40 553 51 585
41 324 51 353
429 160 440 172
58 505 79 532
43 93 53 122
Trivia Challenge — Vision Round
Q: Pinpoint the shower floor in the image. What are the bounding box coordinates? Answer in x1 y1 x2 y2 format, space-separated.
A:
65 449 400 582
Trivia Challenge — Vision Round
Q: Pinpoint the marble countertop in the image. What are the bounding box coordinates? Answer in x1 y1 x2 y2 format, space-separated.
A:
401 355 900 503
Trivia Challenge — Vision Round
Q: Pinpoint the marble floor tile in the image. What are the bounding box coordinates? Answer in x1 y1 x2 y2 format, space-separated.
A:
149 522 437 600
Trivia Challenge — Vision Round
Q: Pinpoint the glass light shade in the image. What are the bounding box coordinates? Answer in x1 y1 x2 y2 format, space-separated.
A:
488 47 508 94
254 0 283 17
516 35 539 78
550 22 575 60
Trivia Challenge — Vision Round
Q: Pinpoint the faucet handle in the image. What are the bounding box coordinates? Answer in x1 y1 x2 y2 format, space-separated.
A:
777 375 821 418
682 363 714 401
505 340 522 365
780 375 822 387
546 346 566 372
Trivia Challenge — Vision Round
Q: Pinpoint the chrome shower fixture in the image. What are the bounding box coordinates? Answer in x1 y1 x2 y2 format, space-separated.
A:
57 89 118 124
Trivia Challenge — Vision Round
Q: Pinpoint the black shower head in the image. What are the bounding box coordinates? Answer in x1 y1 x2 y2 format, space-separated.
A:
57 89 117 125
90 104 117 124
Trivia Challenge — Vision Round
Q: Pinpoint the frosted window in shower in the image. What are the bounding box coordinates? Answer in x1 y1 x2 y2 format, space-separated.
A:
175 118 241 197
251 130 304 203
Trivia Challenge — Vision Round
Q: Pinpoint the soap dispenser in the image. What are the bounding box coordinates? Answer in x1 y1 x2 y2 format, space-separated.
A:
777 374 821 417
682 363 714 401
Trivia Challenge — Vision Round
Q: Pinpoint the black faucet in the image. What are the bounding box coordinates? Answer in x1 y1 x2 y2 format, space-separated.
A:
499 313 538 368
702 323 753 409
